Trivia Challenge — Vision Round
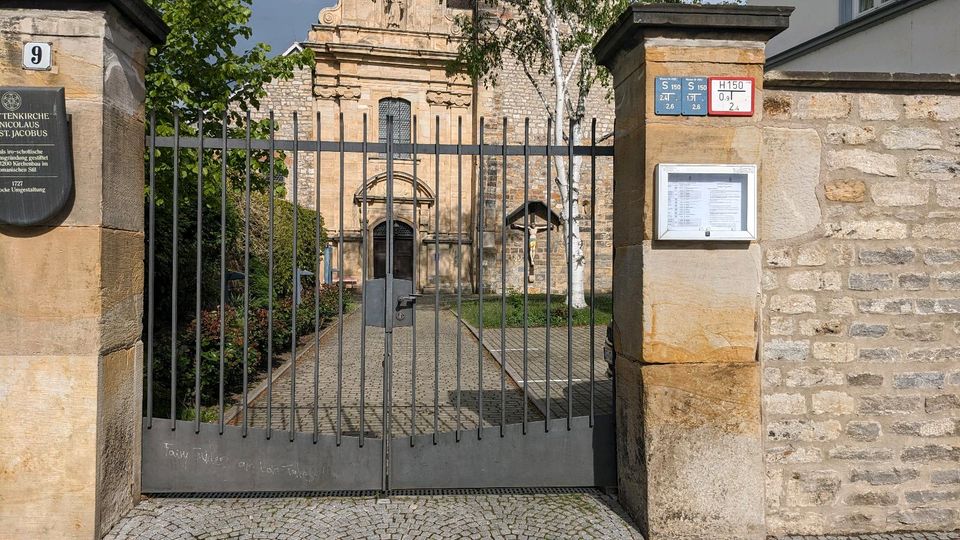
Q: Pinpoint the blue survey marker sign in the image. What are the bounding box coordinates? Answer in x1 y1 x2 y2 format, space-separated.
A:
682 77 708 116
655 77 682 115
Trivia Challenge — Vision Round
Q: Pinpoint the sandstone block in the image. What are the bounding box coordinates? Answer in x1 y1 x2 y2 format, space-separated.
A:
764 94 792 118
812 391 856 415
787 271 841 291
812 342 855 363
767 419 842 442
932 470 960 485
825 220 908 240
888 508 958 529
766 247 793 267
849 272 894 291
845 491 898 506
799 319 843 336
870 181 928 207
796 246 827 266
769 317 795 336
824 180 866 203
641 244 760 364
935 271 960 289
859 348 902 362
858 395 921 415
859 247 915 265
764 340 810 362
827 149 898 177
858 298 913 314
636 363 764 539
795 94 851 120
914 221 960 239
898 273 930 290
829 297 857 316
770 294 817 314
829 446 894 462
893 323 943 342
785 367 844 388
851 468 919 486
846 421 881 442
908 154 960 181
762 128 822 240
892 419 958 437
826 124 875 145
766 445 823 464
904 95 960 121
936 183 960 207
908 348 960 363
850 323 889 338
859 94 901 121
925 394 960 413
785 470 841 506
848 373 884 387
763 367 783 387
881 127 943 150
905 489 960 504
901 444 960 462
765 393 807 415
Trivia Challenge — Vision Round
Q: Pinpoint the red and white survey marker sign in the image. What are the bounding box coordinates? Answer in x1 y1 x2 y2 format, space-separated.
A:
708 77 755 116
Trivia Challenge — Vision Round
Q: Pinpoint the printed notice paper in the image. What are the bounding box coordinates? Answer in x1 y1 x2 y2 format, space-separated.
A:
666 174 745 232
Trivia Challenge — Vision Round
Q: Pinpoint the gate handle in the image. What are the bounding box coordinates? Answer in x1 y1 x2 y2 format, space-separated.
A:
396 294 420 310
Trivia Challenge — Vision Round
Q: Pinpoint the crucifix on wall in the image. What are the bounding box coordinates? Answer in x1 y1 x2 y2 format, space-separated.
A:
505 200 563 284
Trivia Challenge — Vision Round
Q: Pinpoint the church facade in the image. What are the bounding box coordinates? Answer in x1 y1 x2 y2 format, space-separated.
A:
259 0 615 295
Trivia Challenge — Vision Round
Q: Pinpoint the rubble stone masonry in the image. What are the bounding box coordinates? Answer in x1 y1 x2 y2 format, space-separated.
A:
761 84 960 535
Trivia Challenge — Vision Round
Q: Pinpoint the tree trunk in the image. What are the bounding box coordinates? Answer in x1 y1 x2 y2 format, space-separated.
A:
544 0 587 309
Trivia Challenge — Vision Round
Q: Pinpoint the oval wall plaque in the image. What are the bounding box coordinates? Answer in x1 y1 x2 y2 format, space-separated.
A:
0 87 74 226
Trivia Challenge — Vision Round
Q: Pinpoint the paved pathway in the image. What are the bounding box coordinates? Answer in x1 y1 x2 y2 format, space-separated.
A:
234 307 548 438
471 323 613 420
105 491 643 539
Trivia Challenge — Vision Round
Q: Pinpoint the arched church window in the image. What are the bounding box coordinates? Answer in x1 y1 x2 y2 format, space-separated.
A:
379 98 411 158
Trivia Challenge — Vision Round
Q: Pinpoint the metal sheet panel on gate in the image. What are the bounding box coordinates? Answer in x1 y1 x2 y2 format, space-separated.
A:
391 415 616 489
142 419 383 493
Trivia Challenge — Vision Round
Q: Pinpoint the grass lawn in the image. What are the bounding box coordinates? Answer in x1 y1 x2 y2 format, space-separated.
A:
457 293 612 329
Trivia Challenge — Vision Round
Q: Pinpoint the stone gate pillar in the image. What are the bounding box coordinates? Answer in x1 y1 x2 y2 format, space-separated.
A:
0 2 166 538
594 5 791 539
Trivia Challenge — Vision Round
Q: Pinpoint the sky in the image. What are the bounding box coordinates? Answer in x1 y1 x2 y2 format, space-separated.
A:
241 0 729 57
239 0 336 56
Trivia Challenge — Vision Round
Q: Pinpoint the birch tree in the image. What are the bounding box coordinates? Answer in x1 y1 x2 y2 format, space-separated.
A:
453 0 686 308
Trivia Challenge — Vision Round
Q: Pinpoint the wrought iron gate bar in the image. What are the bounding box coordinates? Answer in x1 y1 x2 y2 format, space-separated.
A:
544 118 552 433
141 110 615 494
144 136 615 156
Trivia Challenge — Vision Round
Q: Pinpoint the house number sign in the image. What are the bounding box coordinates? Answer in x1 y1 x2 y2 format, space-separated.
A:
0 87 74 226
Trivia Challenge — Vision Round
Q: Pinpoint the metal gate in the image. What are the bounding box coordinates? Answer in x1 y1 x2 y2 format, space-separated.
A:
140 110 616 494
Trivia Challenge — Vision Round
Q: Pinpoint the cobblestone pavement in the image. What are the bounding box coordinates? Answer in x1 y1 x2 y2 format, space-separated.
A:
472 323 614 420
105 491 643 539
233 307 548 438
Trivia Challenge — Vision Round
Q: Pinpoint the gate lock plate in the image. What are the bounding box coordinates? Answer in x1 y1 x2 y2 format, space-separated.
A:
364 278 416 328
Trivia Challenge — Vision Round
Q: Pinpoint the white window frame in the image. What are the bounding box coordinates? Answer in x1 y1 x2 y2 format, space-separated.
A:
853 0 898 18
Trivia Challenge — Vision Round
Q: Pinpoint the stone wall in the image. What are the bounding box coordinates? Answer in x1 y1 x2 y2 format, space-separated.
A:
760 82 960 534
258 64 317 208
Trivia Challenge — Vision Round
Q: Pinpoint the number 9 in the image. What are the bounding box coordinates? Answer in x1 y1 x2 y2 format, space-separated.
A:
30 45 43 65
